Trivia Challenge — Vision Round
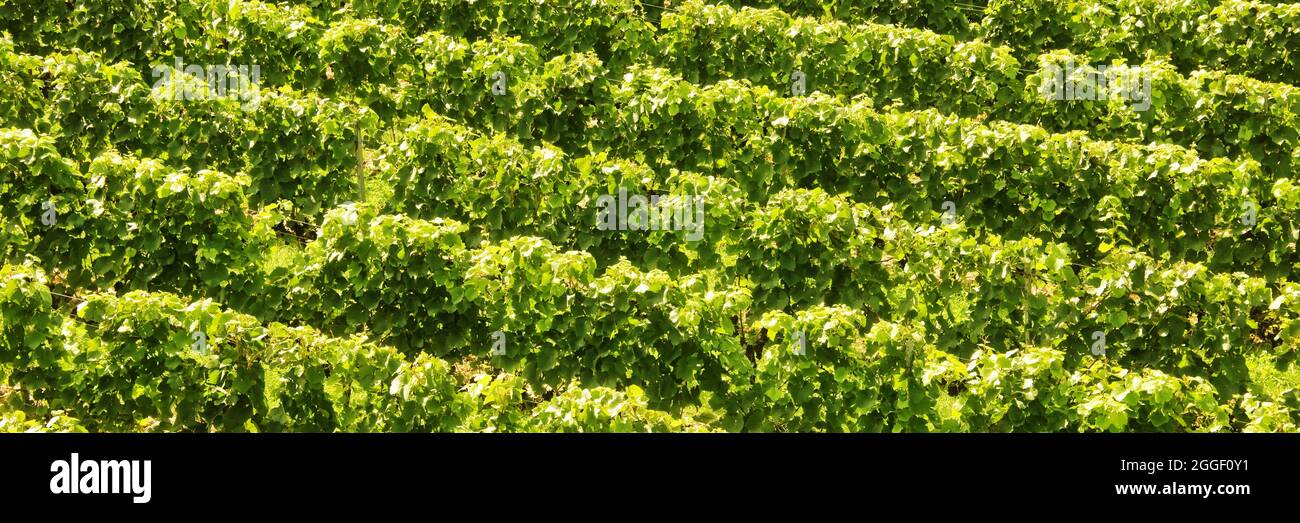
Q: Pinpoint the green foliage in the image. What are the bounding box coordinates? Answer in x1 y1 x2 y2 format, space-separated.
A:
0 268 475 431
980 0 1300 85
954 346 1228 432
659 1 1017 117
285 207 478 356
3 0 1300 433
734 0 982 38
747 309 941 432
524 383 716 432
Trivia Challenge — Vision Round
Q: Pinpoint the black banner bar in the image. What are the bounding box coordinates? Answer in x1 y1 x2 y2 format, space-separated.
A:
0 434 1292 513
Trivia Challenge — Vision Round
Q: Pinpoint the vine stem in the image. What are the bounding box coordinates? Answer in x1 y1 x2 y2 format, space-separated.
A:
355 118 367 203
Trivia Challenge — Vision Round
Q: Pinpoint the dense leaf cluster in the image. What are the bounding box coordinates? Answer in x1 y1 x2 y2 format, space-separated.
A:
2 0 1299 431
